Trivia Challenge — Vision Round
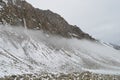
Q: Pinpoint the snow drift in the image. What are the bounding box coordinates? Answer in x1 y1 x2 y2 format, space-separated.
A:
0 25 120 77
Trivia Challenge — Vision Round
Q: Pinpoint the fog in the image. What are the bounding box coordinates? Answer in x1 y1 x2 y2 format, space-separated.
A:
26 0 120 45
1 25 120 74
1 25 119 53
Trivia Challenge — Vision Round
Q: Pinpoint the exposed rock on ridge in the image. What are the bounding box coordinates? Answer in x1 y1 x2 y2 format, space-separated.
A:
0 0 94 40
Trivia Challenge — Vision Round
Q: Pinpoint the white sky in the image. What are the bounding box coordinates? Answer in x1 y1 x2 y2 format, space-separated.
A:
26 0 120 45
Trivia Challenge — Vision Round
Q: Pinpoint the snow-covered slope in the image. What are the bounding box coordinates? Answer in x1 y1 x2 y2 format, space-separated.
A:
0 25 120 77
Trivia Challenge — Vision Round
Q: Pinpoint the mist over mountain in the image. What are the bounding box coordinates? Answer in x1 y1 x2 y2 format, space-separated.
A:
0 0 120 79
0 0 94 40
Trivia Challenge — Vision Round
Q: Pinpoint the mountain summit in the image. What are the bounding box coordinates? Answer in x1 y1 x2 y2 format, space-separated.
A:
0 0 94 40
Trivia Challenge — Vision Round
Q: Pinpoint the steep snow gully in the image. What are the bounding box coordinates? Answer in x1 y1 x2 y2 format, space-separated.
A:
0 25 120 77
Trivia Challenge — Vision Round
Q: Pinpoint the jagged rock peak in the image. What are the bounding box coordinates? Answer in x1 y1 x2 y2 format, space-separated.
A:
0 0 94 40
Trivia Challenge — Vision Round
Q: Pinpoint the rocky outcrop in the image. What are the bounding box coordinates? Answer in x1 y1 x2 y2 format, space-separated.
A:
0 0 94 40
0 72 120 80
111 44 120 50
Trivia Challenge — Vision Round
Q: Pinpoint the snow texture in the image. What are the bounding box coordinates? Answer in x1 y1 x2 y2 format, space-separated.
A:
0 25 120 77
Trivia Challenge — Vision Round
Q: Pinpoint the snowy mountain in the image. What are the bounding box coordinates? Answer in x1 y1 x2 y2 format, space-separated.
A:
0 26 120 77
0 0 120 79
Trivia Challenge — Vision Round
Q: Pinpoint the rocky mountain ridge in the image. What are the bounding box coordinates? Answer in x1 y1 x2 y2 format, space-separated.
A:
0 0 94 40
111 44 120 50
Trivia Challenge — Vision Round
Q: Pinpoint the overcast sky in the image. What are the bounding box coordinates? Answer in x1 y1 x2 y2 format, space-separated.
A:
26 0 120 45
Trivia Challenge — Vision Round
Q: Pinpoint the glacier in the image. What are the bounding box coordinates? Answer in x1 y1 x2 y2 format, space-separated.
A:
0 25 120 77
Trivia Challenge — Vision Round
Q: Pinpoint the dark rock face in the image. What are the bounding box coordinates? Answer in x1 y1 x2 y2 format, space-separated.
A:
111 44 120 50
0 0 94 40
